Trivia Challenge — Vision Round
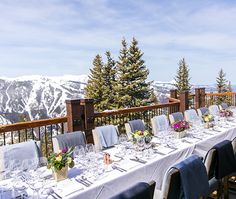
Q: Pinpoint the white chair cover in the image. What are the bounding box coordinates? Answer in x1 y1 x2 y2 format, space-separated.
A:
169 112 184 124
184 109 200 123
52 131 86 153
151 115 169 135
93 125 119 151
197 107 209 117
0 140 40 180
209 105 219 116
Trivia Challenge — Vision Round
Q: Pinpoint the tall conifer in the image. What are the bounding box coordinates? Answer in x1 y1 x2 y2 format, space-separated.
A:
115 38 152 108
100 51 116 110
85 55 104 111
174 58 191 94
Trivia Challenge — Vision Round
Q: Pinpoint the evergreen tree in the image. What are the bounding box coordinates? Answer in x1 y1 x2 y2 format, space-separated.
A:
174 58 191 94
85 55 105 111
115 38 152 108
100 51 116 110
216 68 227 93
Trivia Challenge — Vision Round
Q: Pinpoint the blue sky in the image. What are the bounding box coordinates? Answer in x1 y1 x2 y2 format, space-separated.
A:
0 0 236 84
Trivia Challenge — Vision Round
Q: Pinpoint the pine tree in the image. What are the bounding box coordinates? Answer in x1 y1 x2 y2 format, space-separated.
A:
100 51 116 110
216 68 227 93
216 68 228 104
115 38 152 108
174 58 191 94
85 54 105 111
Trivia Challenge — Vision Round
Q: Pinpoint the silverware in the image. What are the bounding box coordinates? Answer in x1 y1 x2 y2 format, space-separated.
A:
114 155 124 160
112 165 127 172
81 176 93 185
153 150 165 156
166 144 178 150
181 139 192 144
75 178 90 187
130 157 147 164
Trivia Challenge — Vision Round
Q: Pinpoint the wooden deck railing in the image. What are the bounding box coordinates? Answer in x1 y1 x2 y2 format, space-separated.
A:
1 89 236 156
205 92 236 106
94 98 180 133
0 117 67 156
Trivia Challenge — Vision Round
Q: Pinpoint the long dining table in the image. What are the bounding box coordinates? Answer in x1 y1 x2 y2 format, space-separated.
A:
1 120 236 199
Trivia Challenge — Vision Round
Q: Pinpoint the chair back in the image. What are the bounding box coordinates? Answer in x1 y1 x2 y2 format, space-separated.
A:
197 107 209 117
161 168 181 199
125 120 145 139
204 148 217 179
220 103 229 110
169 112 184 124
209 105 219 116
184 109 199 123
110 181 156 199
151 115 169 135
232 137 236 155
93 125 119 151
52 131 86 153
128 119 146 133
0 140 40 179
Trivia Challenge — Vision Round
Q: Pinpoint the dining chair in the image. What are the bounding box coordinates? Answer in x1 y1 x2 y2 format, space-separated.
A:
197 107 209 117
109 181 156 199
219 102 229 110
52 131 86 153
208 105 220 116
92 125 119 151
209 140 236 199
161 155 209 199
184 109 200 123
203 148 220 198
228 138 236 196
125 119 145 139
0 140 41 180
151 115 169 135
169 112 184 124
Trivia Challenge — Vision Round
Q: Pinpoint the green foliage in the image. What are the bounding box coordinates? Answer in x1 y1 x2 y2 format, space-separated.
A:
174 58 191 94
114 38 152 108
85 55 105 111
85 38 153 111
100 51 116 110
216 69 228 93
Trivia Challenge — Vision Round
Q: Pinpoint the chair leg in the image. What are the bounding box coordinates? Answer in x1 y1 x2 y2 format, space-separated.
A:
223 176 229 199
217 180 222 199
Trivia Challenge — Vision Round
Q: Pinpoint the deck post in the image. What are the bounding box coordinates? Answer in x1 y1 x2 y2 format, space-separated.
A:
179 91 189 112
195 88 201 109
66 99 84 132
80 99 95 144
200 88 206 107
170 89 178 99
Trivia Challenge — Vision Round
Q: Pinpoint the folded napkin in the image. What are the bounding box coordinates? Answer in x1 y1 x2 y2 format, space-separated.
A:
56 178 84 197
172 155 209 199
122 159 141 170
212 140 236 179
155 146 174 155
128 119 145 132
96 125 119 148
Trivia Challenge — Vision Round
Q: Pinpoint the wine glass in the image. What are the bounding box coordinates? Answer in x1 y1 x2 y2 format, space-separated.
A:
136 137 145 151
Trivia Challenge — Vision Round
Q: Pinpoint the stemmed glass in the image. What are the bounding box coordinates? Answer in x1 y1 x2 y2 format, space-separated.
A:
73 145 86 166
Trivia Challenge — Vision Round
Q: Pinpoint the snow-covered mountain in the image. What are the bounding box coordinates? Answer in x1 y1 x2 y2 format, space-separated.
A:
0 75 223 124
0 75 88 124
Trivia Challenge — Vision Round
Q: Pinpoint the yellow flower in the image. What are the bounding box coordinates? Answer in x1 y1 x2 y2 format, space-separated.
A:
56 156 62 162
144 131 149 136
205 117 209 122
134 134 140 139
67 157 72 164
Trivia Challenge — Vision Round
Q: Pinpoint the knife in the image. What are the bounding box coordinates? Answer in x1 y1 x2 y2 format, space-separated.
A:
130 157 147 164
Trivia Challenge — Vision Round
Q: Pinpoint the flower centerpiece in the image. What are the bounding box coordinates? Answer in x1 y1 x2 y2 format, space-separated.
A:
172 120 190 139
47 147 75 181
132 130 152 144
202 113 214 128
219 109 233 118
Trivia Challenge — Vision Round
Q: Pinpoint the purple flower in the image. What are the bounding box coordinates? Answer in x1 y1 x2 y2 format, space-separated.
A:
61 148 68 153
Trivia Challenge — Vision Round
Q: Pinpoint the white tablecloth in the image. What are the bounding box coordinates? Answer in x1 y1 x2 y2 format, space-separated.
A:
1 125 235 199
